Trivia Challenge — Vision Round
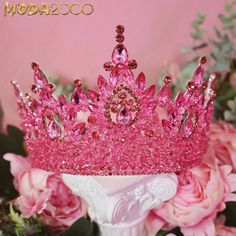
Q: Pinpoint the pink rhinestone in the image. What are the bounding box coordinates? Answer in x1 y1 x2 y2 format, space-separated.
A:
88 89 99 101
58 95 67 107
112 44 128 64
158 83 172 104
31 84 38 93
144 129 154 137
116 34 125 43
47 83 56 93
73 123 85 135
73 79 82 87
116 105 132 125
136 72 146 90
164 75 172 84
103 61 113 71
88 116 97 124
175 92 184 105
200 56 207 64
47 120 61 140
92 131 99 140
97 75 108 91
162 119 172 132
116 25 125 34
71 89 80 104
201 81 207 89
118 91 127 99
128 60 138 69
144 85 156 98
182 117 194 137
186 81 195 91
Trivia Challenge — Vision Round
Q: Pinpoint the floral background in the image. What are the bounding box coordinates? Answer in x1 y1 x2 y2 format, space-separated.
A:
1 1 236 236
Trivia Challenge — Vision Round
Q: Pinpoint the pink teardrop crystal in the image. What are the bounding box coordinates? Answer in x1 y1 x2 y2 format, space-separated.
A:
33 67 48 89
116 105 132 125
71 87 86 105
47 120 61 140
59 95 67 108
157 83 172 105
97 75 108 92
136 72 146 90
182 117 194 137
112 44 128 64
192 64 204 86
88 89 99 101
144 85 156 98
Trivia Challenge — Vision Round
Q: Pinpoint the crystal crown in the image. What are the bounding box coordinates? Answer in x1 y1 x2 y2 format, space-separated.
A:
12 25 215 175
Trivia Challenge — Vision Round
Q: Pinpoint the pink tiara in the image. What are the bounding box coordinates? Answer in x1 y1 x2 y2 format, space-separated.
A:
12 25 215 176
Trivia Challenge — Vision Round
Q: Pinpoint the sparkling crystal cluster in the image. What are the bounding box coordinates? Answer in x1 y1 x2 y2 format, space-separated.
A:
12 25 215 175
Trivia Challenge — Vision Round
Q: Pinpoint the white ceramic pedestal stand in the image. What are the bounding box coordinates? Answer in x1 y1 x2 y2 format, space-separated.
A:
62 174 178 236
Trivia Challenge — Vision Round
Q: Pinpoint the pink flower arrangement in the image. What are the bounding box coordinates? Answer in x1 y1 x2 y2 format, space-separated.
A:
215 216 236 236
146 121 236 236
4 153 86 233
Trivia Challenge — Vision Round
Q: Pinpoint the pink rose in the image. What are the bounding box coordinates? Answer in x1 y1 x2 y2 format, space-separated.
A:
4 153 86 232
146 128 236 236
209 122 236 171
215 215 236 236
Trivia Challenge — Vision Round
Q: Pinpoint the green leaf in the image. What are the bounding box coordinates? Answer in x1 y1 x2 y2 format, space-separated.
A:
180 47 192 53
63 217 100 236
214 26 222 38
156 230 167 236
9 204 25 227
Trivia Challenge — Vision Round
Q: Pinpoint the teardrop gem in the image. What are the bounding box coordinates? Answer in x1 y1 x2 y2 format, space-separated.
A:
148 100 158 110
116 105 132 125
136 72 146 90
59 95 67 108
34 67 49 89
109 74 118 87
144 85 156 98
175 92 184 105
182 117 194 137
97 75 108 92
47 120 61 140
192 64 204 86
88 89 99 101
71 89 80 104
112 44 128 64
157 83 172 105
71 87 86 105
67 108 76 123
